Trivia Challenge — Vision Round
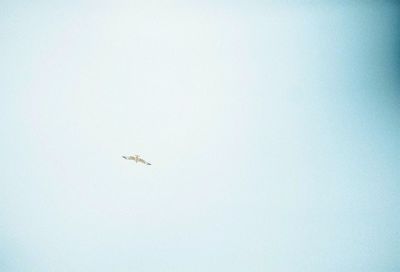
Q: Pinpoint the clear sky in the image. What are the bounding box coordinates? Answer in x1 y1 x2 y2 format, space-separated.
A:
1 1 400 271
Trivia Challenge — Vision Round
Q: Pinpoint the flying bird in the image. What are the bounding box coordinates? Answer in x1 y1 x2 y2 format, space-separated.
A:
122 154 151 165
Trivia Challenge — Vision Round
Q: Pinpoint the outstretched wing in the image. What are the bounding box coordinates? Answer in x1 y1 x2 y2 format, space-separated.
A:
138 158 151 165
122 156 134 160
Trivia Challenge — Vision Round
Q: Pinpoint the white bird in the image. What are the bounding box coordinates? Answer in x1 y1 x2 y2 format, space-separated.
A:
122 154 151 165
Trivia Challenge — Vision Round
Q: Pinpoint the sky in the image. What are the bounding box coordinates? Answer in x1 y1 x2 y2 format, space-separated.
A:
1 1 400 271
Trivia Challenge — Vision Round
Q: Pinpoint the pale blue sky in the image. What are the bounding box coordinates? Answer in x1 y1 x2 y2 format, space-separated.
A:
1 1 400 271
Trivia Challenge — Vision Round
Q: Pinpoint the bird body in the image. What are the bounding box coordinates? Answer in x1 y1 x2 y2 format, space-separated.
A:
122 154 151 165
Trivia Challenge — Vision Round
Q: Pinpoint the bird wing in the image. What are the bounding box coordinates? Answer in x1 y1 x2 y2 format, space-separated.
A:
138 158 151 165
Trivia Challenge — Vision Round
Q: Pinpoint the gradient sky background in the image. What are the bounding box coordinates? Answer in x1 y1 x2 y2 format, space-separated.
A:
1 1 400 271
